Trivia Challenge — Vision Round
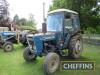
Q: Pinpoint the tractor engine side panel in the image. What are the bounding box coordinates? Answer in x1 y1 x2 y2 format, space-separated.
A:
33 36 43 55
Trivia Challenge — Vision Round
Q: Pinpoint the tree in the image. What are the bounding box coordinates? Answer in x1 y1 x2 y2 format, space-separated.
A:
27 14 36 29
0 0 11 28
13 14 37 30
0 0 9 19
19 18 27 26
49 0 100 30
13 14 19 25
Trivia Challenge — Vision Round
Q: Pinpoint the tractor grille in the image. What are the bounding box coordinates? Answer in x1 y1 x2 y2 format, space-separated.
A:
27 37 34 46
27 37 34 50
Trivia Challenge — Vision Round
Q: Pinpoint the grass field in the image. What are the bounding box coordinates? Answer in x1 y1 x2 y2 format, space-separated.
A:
0 43 100 75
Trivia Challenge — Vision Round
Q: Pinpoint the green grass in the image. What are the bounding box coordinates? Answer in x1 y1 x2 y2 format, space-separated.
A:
0 43 100 75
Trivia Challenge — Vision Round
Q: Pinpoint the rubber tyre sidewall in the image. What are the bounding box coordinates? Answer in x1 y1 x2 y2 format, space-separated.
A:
43 52 60 74
3 42 13 52
23 47 36 62
68 34 83 59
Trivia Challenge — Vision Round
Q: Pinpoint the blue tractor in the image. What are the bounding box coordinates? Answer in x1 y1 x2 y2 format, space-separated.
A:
23 9 83 74
0 31 17 52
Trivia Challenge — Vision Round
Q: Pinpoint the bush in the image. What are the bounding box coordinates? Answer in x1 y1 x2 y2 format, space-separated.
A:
95 26 100 34
84 26 100 34
19 26 36 31
85 27 96 34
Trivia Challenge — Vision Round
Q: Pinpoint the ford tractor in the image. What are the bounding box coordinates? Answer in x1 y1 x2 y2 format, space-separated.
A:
0 31 18 52
23 9 83 74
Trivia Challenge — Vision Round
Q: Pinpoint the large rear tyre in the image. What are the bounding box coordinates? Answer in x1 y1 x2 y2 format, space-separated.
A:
3 42 13 52
43 52 60 74
22 42 28 47
68 34 83 59
23 47 36 62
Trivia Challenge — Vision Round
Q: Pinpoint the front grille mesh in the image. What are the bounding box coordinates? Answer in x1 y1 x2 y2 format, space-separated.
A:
27 37 34 45
27 37 34 50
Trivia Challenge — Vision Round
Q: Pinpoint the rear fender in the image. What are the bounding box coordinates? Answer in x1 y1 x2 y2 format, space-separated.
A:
64 29 82 48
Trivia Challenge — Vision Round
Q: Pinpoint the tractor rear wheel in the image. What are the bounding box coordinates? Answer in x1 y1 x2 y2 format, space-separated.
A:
68 34 83 59
3 42 13 52
43 52 60 74
22 42 28 47
23 47 36 62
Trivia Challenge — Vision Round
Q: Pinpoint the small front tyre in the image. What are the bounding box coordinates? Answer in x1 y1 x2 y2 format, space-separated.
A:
43 52 60 74
3 42 13 52
23 47 36 62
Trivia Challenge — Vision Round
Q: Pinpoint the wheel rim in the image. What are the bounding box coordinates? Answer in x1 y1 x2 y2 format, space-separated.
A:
5 45 12 51
27 51 35 59
75 40 82 54
48 56 59 73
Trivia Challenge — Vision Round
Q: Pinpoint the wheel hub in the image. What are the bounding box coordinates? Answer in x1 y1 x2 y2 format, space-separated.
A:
75 40 82 54
5 45 12 51
27 51 35 58
48 57 59 72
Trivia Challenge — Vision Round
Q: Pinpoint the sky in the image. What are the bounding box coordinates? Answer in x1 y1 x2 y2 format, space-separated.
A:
8 0 52 29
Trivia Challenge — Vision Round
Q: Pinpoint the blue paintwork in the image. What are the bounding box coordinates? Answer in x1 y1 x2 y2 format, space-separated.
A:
55 32 64 49
0 31 16 39
33 35 43 55
31 11 80 56
2 32 16 36
32 34 56 55
32 32 65 55
0 32 16 36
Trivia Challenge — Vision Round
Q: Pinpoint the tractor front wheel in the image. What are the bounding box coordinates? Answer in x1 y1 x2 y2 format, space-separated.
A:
43 52 60 74
23 47 36 62
3 42 13 52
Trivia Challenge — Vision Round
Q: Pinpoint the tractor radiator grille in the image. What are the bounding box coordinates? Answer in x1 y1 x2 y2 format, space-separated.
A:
27 37 34 46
